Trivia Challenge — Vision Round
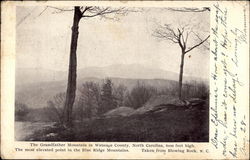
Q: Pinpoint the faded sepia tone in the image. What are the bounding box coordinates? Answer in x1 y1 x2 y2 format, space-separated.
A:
1 1 249 160
15 5 209 142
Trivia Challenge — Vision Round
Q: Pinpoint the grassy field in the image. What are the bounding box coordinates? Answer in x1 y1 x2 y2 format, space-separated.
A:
26 101 208 142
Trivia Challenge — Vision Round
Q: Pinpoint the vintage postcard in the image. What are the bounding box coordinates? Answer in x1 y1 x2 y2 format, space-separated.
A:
1 0 249 159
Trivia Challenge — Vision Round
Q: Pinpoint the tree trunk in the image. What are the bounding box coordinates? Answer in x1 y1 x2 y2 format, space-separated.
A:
178 52 185 100
63 7 82 127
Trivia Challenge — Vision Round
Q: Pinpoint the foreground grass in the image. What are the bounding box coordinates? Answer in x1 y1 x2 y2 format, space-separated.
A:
26 101 208 142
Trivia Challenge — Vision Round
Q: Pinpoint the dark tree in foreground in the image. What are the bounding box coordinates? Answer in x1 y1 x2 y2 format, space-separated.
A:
53 6 130 127
153 24 209 100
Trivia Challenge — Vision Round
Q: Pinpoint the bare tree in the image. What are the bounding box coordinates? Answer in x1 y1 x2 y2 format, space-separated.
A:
50 6 130 127
153 23 209 100
18 5 133 127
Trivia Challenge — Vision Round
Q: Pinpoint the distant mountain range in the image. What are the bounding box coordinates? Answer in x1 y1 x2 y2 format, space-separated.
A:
16 77 182 109
15 64 208 109
16 64 207 86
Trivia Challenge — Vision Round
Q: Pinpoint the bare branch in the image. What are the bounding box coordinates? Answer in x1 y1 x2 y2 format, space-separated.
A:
153 22 210 54
153 28 179 43
164 24 178 39
167 7 210 12
185 35 210 54
47 6 74 12
177 28 187 50
81 6 92 16
179 28 186 49
37 6 48 17
83 7 110 18
153 23 180 44
185 31 189 44
191 31 210 50
82 6 136 20
17 7 37 27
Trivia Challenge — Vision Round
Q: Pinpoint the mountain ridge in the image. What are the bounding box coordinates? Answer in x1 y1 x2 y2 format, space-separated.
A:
16 77 179 109
16 64 208 86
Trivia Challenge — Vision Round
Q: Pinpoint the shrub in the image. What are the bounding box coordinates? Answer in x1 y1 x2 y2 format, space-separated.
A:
46 92 65 123
182 81 209 99
159 80 209 100
125 81 157 109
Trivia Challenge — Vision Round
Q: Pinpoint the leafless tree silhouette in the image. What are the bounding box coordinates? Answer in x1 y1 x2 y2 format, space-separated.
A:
18 5 136 128
153 23 209 100
47 6 131 127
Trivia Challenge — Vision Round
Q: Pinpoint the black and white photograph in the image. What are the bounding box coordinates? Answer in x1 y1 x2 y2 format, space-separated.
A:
15 5 210 142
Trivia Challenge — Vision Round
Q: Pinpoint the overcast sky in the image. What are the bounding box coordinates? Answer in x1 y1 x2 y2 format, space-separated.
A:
16 6 210 79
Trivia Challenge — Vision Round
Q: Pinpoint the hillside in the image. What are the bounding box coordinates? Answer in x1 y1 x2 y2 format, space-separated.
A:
15 77 179 109
25 99 209 142
16 64 208 109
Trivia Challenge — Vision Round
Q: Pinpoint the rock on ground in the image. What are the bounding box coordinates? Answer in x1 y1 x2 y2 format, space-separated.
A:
104 106 135 118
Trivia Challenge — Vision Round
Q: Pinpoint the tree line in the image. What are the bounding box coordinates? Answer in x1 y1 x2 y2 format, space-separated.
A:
48 79 157 122
15 78 208 122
